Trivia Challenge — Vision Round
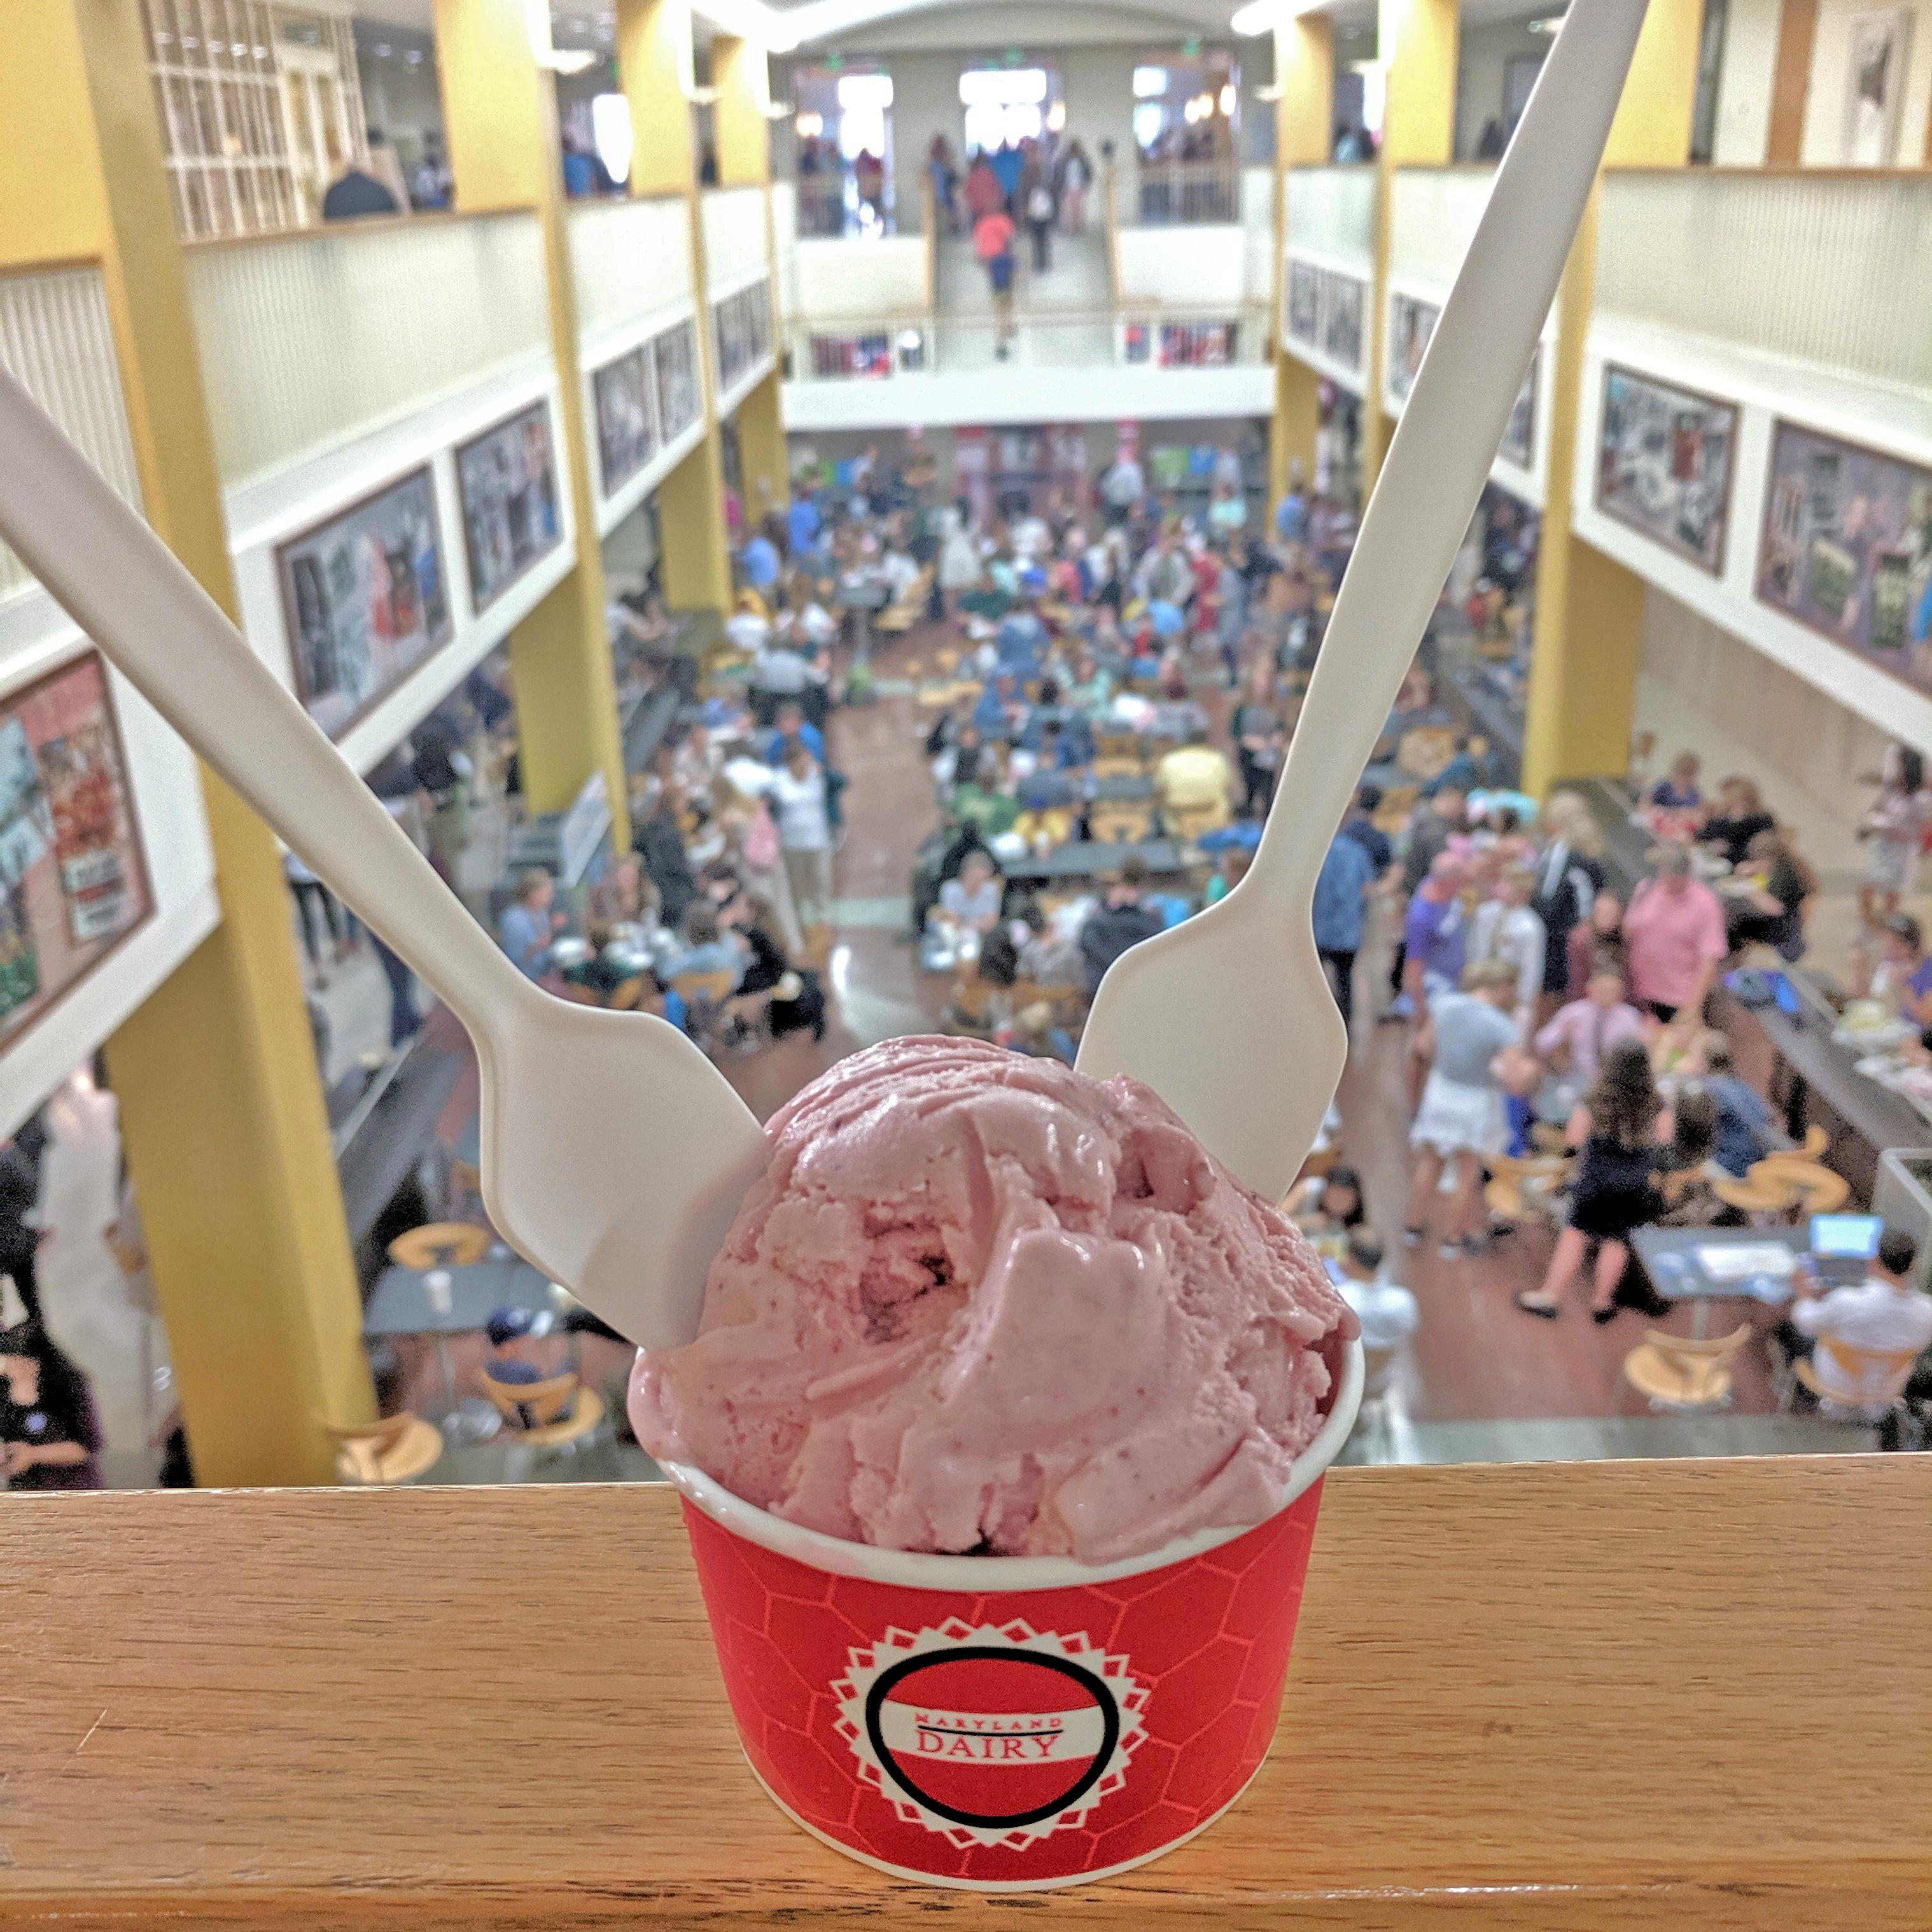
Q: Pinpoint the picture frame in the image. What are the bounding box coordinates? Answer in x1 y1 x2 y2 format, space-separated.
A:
1321 270 1364 374
654 318 702 444
1388 291 1439 407
1285 260 1319 349
1593 363 1738 575
1842 11 1914 165
592 343 659 501
455 400 564 615
276 464 452 739
1756 417 1932 694
0 653 153 1047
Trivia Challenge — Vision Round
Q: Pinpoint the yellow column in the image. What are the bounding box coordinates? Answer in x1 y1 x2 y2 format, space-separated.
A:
736 372 790 524
1365 0 1457 487
434 0 629 843
1270 14 1333 508
617 0 734 626
1 1 373 1485
711 35 771 187
1520 0 1704 795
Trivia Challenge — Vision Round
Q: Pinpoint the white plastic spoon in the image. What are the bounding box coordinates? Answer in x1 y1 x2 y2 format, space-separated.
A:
1078 0 1649 1198
0 376 767 1350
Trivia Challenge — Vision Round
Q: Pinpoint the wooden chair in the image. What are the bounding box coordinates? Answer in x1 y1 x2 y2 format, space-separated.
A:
387 1223 491 1271
671 967 740 1054
1621 1325 1752 1413
1089 800 1156 843
481 1370 610 1479
1092 730 1146 766
1397 725 1457 781
324 1413 444 1486
1793 1338 1922 1419
944 967 1005 1038
1483 1152 1572 1229
1163 800 1229 846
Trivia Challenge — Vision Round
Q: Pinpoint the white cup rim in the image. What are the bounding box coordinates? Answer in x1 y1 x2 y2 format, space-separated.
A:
664 1334 1362 1590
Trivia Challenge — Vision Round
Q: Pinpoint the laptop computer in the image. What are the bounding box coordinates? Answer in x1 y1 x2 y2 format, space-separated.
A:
1809 1213 1883 1286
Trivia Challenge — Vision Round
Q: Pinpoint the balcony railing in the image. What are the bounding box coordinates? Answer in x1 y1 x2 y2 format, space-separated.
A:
1595 166 1932 395
790 171 898 238
185 210 549 483
568 193 694 344
1284 164 1376 270
1131 158 1238 226
789 305 1269 380
699 185 771 289
0 262 144 603
1389 165 1497 295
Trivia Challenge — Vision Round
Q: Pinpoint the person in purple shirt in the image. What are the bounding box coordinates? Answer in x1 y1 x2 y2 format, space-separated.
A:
1403 852 1470 1006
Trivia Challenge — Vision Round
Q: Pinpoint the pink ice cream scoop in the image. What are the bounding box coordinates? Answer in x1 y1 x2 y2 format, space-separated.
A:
629 1035 1357 1564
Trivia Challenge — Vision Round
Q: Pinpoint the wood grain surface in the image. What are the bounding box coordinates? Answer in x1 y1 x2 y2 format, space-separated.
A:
0 1459 1926 1928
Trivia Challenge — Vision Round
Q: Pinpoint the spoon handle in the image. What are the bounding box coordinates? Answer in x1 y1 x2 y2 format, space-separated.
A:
0 372 537 1042
1253 0 1649 897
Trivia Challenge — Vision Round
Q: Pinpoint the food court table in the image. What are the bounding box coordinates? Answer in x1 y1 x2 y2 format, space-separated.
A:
1085 772 1156 803
1629 1226 1807 1336
1003 837 1190 884
363 1252 554 1338
2 1459 1924 1926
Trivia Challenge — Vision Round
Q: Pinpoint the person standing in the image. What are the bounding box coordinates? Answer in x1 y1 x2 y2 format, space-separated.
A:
972 202 1018 359
1529 790 1605 1017
963 150 1002 224
768 738 835 958
1057 139 1093 234
928 133 961 234
1024 167 1056 272
1858 743 1931 928
1231 658 1287 818
1313 825 1376 1035
1624 846 1728 1023
1100 445 1146 527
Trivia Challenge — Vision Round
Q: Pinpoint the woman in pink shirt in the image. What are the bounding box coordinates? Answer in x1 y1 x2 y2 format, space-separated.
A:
1533 962 1648 1107
1623 848 1728 1023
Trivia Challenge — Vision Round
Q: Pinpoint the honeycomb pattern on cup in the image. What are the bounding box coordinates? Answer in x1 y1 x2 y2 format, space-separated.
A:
680 1479 1324 1886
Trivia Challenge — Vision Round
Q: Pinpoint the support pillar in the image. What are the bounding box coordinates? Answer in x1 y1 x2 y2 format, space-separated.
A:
2 1 374 1485
1269 13 1333 508
736 370 790 525
1365 0 1458 488
618 0 733 627
434 0 629 841
1520 0 1704 795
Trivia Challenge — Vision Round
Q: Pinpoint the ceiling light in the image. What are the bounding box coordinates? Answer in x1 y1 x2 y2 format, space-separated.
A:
1046 99 1067 131
1218 81 1236 115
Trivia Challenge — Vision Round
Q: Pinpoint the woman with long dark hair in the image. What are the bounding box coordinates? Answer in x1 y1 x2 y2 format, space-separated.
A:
1516 1037 1669 1324
1858 741 1932 928
0 1321 102 1490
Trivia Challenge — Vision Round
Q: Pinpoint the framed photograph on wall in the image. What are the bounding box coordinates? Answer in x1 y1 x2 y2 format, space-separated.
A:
1842 11 1914 164
277 465 452 739
592 344 658 500
654 319 702 444
456 400 563 615
1285 260 1319 348
1388 291 1439 407
0 654 152 1046
1756 419 1932 692
1500 353 1539 470
1321 270 1364 374
1594 364 1737 575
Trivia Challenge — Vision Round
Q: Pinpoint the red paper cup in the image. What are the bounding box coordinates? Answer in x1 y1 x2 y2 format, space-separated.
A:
664 1336 1361 1890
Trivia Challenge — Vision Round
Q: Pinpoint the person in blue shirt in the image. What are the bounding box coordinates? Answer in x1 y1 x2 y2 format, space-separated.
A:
990 142 1024 210
1275 465 1310 545
787 491 822 559
974 671 1030 741
741 529 780 592
1312 828 1377 1034
498 869 561 979
1424 734 1486 799
995 603 1047 677
1341 784 1395 876
763 697 826 766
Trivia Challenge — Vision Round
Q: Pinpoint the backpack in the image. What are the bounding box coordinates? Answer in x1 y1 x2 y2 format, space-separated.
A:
1027 184 1053 221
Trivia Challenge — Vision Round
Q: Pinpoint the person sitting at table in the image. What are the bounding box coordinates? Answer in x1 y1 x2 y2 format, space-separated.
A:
1516 1037 1672 1323
973 670 1031 742
1424 733 1485 801
1781 1226 1932 1408
934 850 1005 953
1079 855 1165 995
1688 1033 1791 1179
1649 751 1704 815
1008 892 1084 987
1065 648 1112 717
730 893 827 1042
484 1306 569 1428
747 622 827 729
1154 723 1234 835
1013 766 1079 850
498 869 564 981
1697 774 1777 871
1649 1083 1739 1229
1722 829 1813 958
0 1319 101 1491
995 600 1049 680
1863 911 1932 1030
1333 1231 1420 1397
660 902 746 991
1285 1163 1367 1257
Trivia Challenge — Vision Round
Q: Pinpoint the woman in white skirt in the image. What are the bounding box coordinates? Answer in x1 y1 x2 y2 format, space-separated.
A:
1404 960 1535 1260
937 504 983 621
